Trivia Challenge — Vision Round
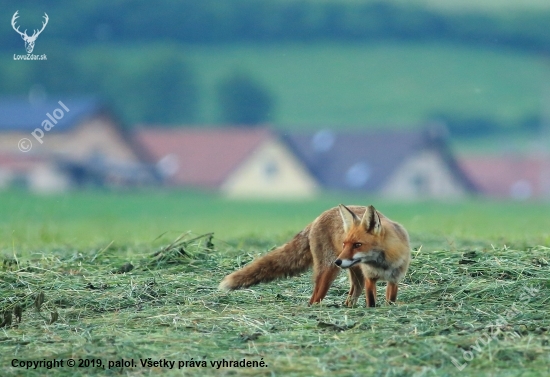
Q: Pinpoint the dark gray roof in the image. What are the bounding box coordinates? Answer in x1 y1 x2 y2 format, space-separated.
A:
283 128 475 192
0 97 103 132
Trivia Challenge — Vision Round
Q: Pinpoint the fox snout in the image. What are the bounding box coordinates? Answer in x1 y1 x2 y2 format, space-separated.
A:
334 258 361 269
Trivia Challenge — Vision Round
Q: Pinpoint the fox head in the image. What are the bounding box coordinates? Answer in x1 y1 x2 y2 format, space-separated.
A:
335 204 384 269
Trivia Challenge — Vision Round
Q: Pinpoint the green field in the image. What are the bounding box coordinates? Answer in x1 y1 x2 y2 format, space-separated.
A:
77 42 547 128
1 191 549 376
2 190 550 249
4 40 546 131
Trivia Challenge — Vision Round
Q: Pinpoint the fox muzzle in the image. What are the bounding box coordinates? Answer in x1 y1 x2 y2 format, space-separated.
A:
334 258 361 268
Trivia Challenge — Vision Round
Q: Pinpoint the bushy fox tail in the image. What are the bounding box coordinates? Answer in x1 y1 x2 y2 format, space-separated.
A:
218 225 313 290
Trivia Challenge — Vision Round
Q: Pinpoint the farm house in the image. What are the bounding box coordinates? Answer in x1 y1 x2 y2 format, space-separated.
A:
135 127 319 198
284 128 476 199
0 97 157 191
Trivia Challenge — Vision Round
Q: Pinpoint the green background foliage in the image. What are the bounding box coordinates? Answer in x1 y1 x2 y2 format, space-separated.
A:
2 0 550 132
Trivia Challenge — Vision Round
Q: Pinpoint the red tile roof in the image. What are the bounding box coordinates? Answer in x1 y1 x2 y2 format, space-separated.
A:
134 127 273 187
459 156 550 199
0 153 44 172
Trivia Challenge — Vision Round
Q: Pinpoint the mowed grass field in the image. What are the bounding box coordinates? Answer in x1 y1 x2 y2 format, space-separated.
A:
1 191 549 376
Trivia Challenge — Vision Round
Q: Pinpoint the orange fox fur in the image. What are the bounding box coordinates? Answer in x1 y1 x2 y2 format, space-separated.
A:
219 204 410 307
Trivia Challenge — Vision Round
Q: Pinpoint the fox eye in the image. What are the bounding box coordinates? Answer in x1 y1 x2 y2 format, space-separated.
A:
353 243 362 249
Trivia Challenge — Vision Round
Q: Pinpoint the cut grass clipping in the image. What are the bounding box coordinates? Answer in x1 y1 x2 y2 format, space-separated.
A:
1 233 549 376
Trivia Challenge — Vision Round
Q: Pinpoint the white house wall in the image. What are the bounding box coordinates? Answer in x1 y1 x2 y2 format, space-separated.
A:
381 150 467 199
221 139 318 198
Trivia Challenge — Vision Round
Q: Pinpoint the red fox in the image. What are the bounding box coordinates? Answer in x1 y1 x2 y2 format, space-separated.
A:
219 204 410 307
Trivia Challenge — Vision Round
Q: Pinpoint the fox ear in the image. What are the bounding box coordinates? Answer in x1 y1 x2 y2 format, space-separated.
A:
361 205 381 235
338 204 359 232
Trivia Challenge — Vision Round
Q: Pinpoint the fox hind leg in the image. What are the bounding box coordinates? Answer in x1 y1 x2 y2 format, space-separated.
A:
309 265 339 305
386 282 398 304
344 266 364 307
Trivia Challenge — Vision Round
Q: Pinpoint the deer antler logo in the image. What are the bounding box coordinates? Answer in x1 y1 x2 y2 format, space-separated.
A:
11 11 49 54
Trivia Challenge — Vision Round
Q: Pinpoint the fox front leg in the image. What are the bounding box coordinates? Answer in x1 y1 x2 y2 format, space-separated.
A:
365 278 378 307
344 266 364 307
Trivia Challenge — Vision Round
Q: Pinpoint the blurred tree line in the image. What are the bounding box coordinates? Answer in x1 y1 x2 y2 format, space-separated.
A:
2 0 550 50
1 0 550 128
432 113 544 138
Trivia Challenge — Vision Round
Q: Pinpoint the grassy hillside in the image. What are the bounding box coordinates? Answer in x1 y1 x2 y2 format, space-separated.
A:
3 1 550 131
3 40 547 130
78 42 546 128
